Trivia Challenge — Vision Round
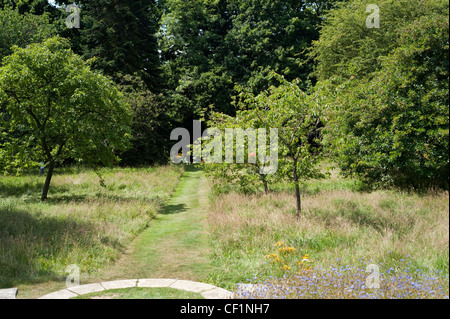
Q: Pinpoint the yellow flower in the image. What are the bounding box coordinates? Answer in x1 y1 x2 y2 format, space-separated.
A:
282 265 291 272
278 245 296 254
301 254 312 263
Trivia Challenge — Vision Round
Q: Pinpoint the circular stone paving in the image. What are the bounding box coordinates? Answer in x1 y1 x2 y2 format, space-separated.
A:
38 279 233 299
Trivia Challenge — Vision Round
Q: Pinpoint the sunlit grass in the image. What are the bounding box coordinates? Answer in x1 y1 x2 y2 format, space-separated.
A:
207 173 449 298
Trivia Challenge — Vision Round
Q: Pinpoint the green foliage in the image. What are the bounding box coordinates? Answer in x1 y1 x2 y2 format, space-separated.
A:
159 0 234 120
0 6 56 63
308 0 449 81
160 0 338 124
225 0 321 90
238 74 326 184
118 75 174 166
0 37 132 196
203 110 277 195
1 0 446 192
0 0 58 15
79 0 162 91
204 73 326 213
324 13 449 190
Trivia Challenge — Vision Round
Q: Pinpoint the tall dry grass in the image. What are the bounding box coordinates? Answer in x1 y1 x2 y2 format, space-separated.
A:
0 165 184 288
208 189 449 292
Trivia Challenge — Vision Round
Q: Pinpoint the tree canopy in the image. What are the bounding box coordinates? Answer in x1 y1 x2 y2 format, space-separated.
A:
0 6 56 63
160 0 342 124
308 0 449 81
79 0 163 91
322 11 449 189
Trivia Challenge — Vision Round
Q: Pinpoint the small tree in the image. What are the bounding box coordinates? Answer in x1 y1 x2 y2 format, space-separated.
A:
202 110 278 195
241 75 325 217
206 74 325 217
0 37 132 201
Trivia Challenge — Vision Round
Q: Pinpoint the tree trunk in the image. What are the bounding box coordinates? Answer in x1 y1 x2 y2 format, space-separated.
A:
295 181 301 218
41 161 55 201
264 179 269 195
293 162 301 218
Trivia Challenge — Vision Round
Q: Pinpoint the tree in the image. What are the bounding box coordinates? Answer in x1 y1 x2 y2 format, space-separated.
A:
308 0 448 82
232 74 326 217
0 0 59 15
0 6 57 163
160 0 235 121
0 37 132 201
323 13 449 190
202 109 279 195
118 75 174 166
160 0 340 125
0 6 56 63
225 0 322 92
79 0 163 92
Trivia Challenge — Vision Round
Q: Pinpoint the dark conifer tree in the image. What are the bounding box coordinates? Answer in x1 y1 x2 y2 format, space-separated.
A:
79 0 163 92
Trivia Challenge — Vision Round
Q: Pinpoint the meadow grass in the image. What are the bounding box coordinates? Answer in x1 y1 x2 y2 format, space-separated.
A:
0 165 184 289
207 171 449 298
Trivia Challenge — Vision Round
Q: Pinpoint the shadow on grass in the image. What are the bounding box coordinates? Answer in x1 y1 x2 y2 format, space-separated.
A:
161 203 188 215
21 193 166 208
183 165 203 173
0 206 121 289
0 180 70 198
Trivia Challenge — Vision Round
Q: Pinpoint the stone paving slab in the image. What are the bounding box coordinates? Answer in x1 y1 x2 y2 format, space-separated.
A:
138 278 177 288
169 280 218 293
38 278 232 299
0 288 18 299
68 283 105 295
39 289 78 299
101 279 138 290
201 288 233 299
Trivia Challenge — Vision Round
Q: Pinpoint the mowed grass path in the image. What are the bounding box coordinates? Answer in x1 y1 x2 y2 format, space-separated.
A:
87 166 216 284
